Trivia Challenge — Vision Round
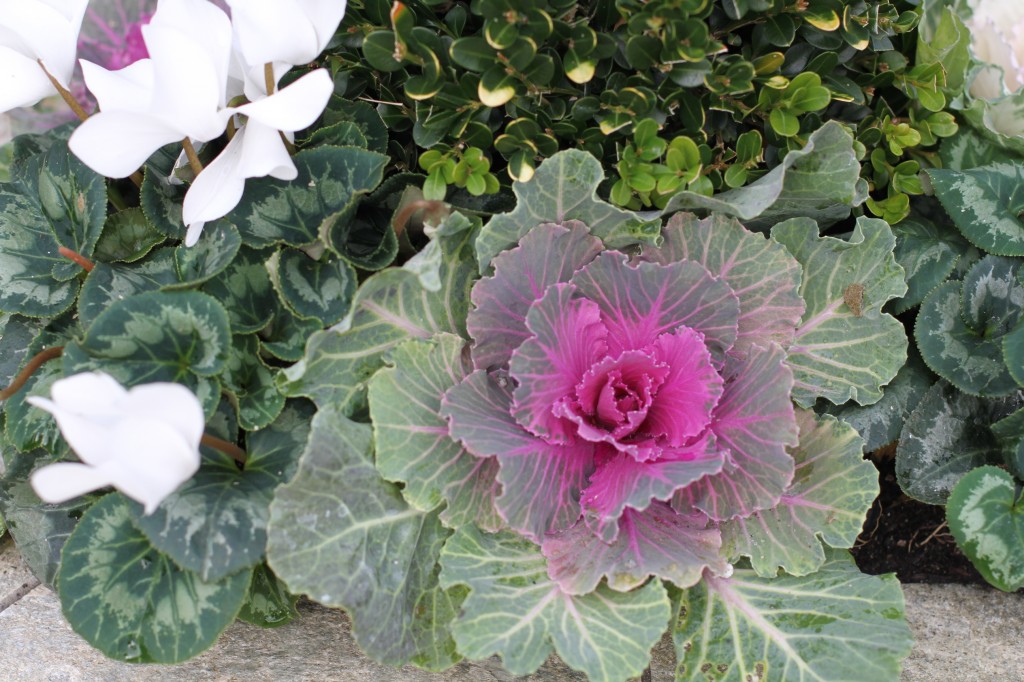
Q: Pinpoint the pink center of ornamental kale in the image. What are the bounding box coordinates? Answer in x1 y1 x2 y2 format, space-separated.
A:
79 4 153 70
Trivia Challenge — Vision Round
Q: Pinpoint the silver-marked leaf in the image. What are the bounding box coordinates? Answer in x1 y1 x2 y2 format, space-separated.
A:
266 405 462 670
662 121 867 230
890 216 968 315
201 246 277 334
368 333 501 530
721 410 876 577
0 314 44 390
0 449 82 587
543 502 728 595
257 304 322 362
227 145 388 248
823 348 934 453
476 149 661 271
673 344 798 522
67 289 230 378
772 216 908 407
439 526 671 681
896 381 1021 504
939 127 1005 171
279 212 479 414
266 248 356 325
645 212 804 352
468 221 602 370
4 354 62 453
237 563 300 628
947 466 1024 592
36 141 107 281
129 401 311 581
77 248 180 329
927 163 1024 256
62 290 230 416
991 408 1024 479
223 334 286 431
916 256 1024 397
93 207 165 263
672 550 911 682
58 494 251 664
173 219 242 287
140 166 187 239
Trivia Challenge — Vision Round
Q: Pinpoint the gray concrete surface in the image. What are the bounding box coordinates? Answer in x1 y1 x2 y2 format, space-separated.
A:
1 537 1021 681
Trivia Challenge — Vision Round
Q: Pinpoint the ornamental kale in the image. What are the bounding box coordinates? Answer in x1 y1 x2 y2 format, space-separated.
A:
440 215 805 592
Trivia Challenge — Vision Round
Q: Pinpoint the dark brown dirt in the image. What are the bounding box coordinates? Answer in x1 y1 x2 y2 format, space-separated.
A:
851 446 986 585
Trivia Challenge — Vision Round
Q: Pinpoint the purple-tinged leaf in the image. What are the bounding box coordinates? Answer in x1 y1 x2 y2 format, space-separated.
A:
468 222 603 370
673 344 797 521
645 326 725 446
720 409 877 577
580 435 725 542
571 251 740 362
542 502 729 595
509 283 609 444
368 334 502 530
442 370 595 538
644 213 805 353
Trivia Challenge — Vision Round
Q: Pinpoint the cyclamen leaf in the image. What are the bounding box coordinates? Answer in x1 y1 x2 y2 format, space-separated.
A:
237 563 300 628
93 207 165 263
368 334 502 530
543 502 729 595
266 405 462 670
475 149 661 271
772 216 908 407
661 121 867 230
77 248 180 330
889 216 967 315
201 246 277 335
266 247 357 326
916 257 1023 397
720 410 877 577
227 145 388 248
947 466 1024 592
645 212 804 352
439 526 671 681
896 381 1021 504
468 221 603 370
823 348 934 453
223 334 286 431
173 220 242 287
673 344 798 521
129 401 311 582
673 551 911 682
442 369 594 539
927 162 1024 256
58 494 251 664
279 212 479 415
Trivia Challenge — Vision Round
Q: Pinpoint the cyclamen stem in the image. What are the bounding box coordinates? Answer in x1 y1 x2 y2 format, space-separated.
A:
201 433 248 465
0 346 64 401
182 137 204 176
36 59 89 122
58 246 95 272
264 63 276 96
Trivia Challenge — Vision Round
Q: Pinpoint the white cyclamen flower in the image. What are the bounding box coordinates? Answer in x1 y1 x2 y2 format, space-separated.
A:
68 0 234 178
225 0 348 68
966 0 1024 99
0 0 89 112
181 65 333 245
28 372 204 514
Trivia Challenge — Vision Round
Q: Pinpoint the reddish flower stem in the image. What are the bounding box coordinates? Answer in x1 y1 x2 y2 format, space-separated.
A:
0 346 64 400
58 246 95 272
201 433 248 465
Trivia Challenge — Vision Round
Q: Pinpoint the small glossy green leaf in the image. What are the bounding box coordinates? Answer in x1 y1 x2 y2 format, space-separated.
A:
237 564 300 628
94 208 165 263
58 494 251 663
173 219 242 287
362 31 405 71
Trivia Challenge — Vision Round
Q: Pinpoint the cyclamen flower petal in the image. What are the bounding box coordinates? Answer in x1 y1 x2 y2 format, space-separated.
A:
181 68 333 244
0 0 89 112
226 0 348 68
27 372 204 514
69 0 234 179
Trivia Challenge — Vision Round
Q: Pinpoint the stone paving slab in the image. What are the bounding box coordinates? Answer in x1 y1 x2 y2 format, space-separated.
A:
2 538 1022 681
